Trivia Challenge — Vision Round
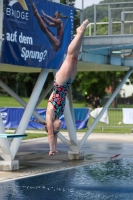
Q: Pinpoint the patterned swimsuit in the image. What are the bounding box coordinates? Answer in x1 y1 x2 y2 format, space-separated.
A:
48 78 71 119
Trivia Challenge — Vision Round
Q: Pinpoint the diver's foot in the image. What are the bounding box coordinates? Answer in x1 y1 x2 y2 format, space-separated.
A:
76 19 89 35
49 151 55 156
41 10 45 16
32 3 38 16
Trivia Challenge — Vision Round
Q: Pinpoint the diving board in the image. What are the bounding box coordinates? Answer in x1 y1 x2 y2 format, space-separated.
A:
0 134 27 138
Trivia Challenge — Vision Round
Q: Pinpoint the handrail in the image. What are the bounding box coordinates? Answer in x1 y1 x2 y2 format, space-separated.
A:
87 21 133 36
98 2 133 6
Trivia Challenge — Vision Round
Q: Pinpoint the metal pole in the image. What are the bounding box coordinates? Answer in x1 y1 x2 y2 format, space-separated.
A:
66 0 69 5
89 24 92 36
94 5 96 36
35 81 53 107
0 79 46 123
130 23 131 34
0 113 12 161
121 11 125 34
82 0 84 21
80 10 83 27
108 4 111 35
68 86 75 123
57 132 71 146
10 69 49 159
110 18 113 35
64 99 78 151
78 68 133 149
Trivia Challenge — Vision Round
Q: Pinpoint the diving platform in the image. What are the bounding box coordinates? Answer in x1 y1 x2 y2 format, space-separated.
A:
82 35 133 69
0 0 133 171
0 34 132 72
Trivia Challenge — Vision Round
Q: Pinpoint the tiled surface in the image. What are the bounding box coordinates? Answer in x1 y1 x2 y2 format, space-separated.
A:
0 132 133 182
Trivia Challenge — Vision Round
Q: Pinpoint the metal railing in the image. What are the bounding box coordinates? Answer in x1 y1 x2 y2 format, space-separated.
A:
87 21 133 36
88 108 133 131
77 2 133 36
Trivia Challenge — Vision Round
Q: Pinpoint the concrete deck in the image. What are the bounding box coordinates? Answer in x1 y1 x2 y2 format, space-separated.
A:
0 132 133 182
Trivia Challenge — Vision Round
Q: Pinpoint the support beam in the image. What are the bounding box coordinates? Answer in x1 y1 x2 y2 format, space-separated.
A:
0 79 45 123
67 86 75 123
36 81 53 108
0 160 19 171
0 112 12 161
68 150 84 160
57 132 71 147
78 68 133 149
10 69 49 159
64 99 78 151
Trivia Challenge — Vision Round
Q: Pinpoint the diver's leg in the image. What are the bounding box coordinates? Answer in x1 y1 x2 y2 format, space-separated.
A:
56 19 89 84
54 134 58 153
32 3 60 51
48 133 55 156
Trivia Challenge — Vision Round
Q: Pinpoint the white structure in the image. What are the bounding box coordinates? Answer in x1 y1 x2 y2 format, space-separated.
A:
119 79 133 97
0 0 3 39
52 0 60 3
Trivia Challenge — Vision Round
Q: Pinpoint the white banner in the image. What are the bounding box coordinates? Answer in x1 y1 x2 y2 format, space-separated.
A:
90 107 109 124
122 108 133 124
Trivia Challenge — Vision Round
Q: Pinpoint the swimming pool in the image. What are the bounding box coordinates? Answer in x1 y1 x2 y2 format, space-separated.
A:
0 157 133 200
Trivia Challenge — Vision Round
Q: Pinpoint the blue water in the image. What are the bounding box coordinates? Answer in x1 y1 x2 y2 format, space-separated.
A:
0 157 133 200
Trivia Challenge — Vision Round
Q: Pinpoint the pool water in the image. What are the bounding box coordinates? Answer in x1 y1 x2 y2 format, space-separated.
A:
0 157 133 200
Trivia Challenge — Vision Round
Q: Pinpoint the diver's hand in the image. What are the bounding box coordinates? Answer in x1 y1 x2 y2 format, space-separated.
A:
41 10 46 16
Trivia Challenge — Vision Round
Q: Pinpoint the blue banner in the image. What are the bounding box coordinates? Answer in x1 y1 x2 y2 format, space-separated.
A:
0 108 89 130
0 0 74 69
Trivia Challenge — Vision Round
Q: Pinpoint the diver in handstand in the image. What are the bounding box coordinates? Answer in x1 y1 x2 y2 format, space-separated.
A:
32 3 68 52
45 19 89 156
31 19 89 156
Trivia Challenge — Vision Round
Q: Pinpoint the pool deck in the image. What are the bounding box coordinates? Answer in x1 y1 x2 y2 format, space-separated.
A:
0 132 133 182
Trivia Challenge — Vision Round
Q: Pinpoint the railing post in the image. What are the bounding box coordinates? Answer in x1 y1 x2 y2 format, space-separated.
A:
52 0 60 3
110 18 113 35
94 4 96 36
121 11 125 34
82 0 84 21
89 24 92 36
108 4 111 35
66 0 69 5
0 0 3 39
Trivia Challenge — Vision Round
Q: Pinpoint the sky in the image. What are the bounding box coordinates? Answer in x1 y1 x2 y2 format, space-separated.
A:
75 0 101 9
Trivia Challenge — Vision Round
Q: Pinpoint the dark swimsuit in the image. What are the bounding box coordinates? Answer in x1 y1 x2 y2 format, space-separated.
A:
57 30 63 48
56 27 63 50
48 78 71 119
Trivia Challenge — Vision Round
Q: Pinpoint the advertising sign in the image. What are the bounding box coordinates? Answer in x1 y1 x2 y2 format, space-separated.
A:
1 0 74 69
0 108 89 130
